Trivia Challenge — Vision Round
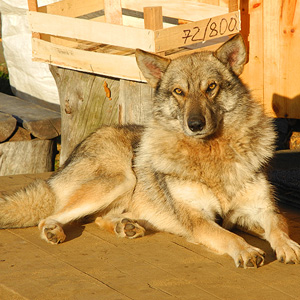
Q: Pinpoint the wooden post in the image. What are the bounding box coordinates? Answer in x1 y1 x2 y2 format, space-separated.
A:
27 0 41 39
144 6 164 56
228 0 239 12
50 66 120 165
144 6 163 31
104 0 123 25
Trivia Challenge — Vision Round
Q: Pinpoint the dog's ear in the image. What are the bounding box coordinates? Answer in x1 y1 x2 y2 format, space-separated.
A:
135 49 171 88
214 34 247 76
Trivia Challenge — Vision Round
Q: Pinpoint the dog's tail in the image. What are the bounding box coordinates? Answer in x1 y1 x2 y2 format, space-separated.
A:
0 179 56 228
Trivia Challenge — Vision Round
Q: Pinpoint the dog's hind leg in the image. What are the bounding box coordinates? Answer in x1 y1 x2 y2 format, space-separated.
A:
39 172 136 244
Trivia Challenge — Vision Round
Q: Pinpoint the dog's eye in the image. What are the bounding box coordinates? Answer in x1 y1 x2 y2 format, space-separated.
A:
207 82 217 92
173 88 184 96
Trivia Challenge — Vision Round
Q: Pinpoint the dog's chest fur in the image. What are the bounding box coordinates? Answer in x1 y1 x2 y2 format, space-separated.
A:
136 125 268 216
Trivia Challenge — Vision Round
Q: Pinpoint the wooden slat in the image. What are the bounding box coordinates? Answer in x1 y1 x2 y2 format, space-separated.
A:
121 0 228 21
32 38 145 82
27 11 155 52
38 0 104 18
154 11 240 52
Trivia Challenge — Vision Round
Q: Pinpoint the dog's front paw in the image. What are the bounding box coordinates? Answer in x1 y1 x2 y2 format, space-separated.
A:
234 246 265 269
275 238 300 264
115 218 145 239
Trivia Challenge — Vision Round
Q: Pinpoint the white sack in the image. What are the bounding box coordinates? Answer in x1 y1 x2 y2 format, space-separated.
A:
0 0 60 107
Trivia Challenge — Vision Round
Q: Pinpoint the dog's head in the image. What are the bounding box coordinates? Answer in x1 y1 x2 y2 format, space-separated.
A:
135 34 247 138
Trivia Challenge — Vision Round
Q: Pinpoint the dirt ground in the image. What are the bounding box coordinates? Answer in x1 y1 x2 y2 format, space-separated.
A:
0 172 300 300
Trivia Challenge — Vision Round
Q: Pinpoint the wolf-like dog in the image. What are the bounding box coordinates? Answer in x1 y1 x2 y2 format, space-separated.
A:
1 34 299 268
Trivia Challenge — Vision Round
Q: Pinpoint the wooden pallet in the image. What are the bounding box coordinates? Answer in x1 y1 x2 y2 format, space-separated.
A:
27 0 240 82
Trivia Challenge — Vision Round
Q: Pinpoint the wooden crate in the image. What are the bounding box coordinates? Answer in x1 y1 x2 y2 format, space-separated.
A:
27 0 240 82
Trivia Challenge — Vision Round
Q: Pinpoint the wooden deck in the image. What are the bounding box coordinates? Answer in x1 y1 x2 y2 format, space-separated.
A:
1 173 300 300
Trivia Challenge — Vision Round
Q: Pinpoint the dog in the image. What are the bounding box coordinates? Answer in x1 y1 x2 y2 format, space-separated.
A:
1 34 299 268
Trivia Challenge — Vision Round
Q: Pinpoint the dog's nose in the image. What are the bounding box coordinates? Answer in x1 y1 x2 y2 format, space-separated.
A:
188 117 206 132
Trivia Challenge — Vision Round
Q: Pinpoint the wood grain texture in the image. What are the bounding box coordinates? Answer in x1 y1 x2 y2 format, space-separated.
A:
118 80 153 125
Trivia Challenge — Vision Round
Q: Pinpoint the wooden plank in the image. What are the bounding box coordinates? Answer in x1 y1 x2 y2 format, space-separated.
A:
0 112 17 142
0 139 55 176
27 11 155 52
154 11 240 52
38 0 104 18
0 93 61 140
263 0 300 118
121 0 228 21
32 38 145 82
104 0 123 24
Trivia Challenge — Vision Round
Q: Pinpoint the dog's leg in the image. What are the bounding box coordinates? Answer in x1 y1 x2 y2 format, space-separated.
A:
136 203 266 268
189 217 266 268
263 211 300 264
39 172 136 244
226 176 300 264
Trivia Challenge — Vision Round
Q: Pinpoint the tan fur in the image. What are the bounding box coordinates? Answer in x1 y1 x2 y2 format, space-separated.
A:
0 35 299 268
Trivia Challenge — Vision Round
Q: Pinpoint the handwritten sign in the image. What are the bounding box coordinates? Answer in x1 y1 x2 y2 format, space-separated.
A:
182 16 239 44
155 12 240 52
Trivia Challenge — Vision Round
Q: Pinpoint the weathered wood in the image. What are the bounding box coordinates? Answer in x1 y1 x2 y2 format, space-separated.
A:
119 80 153 125
0 139 55 176
0 93 61 139
50 65 120 165
0 112 17 142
